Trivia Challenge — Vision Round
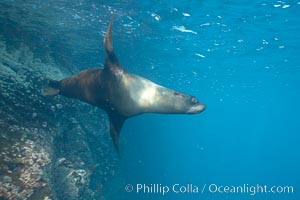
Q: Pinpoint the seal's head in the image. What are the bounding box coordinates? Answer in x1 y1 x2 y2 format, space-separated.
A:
138 85 205 115
169 91 205 114
186 96 206 114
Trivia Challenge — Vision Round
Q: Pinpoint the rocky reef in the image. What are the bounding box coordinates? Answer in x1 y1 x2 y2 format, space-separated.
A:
0 38 118 199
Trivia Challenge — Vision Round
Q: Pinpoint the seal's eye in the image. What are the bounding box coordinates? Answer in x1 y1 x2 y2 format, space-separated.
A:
174 92 181 96
190 96 199 104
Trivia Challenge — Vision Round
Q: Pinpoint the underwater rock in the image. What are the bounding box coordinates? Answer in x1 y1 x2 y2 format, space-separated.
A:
0 38 118 200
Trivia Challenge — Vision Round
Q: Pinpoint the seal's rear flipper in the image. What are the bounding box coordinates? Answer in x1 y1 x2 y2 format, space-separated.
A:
108 113 126 157
42 87 59 96
41 79 60 96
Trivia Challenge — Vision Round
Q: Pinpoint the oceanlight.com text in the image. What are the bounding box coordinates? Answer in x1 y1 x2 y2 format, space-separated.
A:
207 183 294 195
124 183 294 196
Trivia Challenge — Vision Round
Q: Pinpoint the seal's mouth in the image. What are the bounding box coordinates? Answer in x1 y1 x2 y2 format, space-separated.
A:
187 104 206 114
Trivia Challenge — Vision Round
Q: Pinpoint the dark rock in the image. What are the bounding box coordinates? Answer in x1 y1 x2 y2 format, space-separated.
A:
0 13 118 200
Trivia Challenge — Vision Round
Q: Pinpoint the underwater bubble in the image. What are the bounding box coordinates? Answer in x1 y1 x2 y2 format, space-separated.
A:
182 12 191 17
195 53 205 58
42 122 47 128
56 104 63 109
151 13 161 21
262 39 269 45
172 26 197 34
32 113 37 119
200 23 210 27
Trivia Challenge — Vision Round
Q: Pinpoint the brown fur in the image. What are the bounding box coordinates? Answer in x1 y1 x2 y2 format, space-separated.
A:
43 18 205 156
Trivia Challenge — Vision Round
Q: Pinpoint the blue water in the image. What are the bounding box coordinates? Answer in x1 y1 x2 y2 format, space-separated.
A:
2 0 300 199
112 1 300 200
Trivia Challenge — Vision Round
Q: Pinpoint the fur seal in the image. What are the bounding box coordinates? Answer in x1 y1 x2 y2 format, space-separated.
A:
42 18 206 155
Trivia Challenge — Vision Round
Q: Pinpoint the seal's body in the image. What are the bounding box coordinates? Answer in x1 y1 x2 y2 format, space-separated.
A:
43 19 206 155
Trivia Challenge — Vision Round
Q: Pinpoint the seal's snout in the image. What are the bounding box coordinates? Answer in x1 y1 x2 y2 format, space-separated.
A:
186 96 205 114
198 104 206 112
187 102 206 114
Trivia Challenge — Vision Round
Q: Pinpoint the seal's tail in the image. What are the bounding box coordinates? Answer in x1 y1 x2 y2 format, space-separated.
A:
42 79 60 96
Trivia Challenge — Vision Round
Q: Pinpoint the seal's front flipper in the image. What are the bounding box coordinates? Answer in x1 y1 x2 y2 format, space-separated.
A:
108 113 126 157
42 79 60 96
103 17 114 54
103 16 122 71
